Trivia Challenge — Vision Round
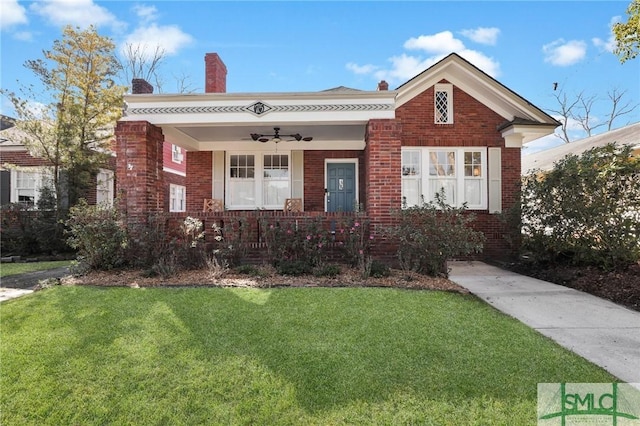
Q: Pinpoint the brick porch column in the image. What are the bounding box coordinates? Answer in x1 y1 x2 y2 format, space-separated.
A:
115 121 165 223
365 119 402 230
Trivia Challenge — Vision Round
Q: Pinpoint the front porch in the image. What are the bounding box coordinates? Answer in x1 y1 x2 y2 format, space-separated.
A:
166 210 376 265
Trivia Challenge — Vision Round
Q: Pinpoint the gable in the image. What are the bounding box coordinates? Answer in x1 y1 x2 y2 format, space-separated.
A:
396 53 558 127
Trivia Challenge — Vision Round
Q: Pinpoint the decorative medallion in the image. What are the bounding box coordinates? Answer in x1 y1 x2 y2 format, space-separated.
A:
244 101 273 116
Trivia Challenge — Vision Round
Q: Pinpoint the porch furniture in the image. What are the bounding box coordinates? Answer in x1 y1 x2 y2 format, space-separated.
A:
284 198 303 212
203 198 224 212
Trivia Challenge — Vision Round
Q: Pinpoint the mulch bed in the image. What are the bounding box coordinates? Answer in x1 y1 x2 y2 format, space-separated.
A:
60 266 468 293
507 261 640 312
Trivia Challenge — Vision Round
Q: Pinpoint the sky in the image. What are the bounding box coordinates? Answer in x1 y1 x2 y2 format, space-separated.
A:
1 0 639 154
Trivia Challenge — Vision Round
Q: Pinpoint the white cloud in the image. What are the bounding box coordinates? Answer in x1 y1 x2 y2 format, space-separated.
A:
30 0 121 29
123 23 193 58
348 30 501 85
13 31 33 41
593 15 622 53
543 39 587 66
460 27 500 46
404 31 465 54
346 62 378 74
1 0 28 30
133 4 159 25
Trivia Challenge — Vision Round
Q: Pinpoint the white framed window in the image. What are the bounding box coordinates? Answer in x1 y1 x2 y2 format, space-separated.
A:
401 147 487 209
226 152 291 209
434 83 453 124
169 184 186 212
172 144 184 163
263 154 289 207
96 169 114 208
10 168 52 208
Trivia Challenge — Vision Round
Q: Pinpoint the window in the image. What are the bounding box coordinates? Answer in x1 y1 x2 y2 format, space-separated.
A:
227 152 291 209
172 145 183 163
263 154 289 207
15 170 37 206
96 169 114 207
434 83 453 124
401 150 421 207
170 184 186 212
401 147 486 209
11 168 52 208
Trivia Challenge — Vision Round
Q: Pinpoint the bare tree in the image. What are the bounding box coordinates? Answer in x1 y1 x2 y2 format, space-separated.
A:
603 88 638 131
547 90 581 143
118 43 166 91
547 88 638 143
572 93 600 137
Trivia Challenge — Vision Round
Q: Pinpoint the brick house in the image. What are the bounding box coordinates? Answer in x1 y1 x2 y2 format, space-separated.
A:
0 118 116 208
116 52 559 260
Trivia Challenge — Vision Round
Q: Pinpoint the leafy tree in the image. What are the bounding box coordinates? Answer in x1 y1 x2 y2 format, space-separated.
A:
2 25 125 214
613 0 640 63
520 144 640 269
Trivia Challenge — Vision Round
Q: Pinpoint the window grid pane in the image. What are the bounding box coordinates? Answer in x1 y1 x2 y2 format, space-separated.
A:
263 154 289 206
435 91 448 123
429 151 456 176
464 151 483 177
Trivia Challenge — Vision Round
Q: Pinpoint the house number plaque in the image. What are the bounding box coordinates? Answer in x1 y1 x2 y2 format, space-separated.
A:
339 179 344 190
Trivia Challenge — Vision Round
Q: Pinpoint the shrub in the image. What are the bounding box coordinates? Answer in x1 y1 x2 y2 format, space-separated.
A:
335 215 374 277
384 191 484 277
313 264 341 278
33 186 70 254
276 259 313 276
369 260 391 278
65 200 128 270
520 143 640 269
260 217 329 267
210 217 249 268
0 203 38 255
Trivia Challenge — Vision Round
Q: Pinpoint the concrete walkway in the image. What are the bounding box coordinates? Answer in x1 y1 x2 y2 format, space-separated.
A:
449 261 640 385
0 267 70 303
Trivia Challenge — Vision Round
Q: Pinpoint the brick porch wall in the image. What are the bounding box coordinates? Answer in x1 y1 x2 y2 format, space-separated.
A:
115 121 165 223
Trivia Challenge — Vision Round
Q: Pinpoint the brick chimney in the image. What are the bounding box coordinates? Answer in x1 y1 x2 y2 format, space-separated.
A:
132 78 154 94
377 80 389 91
205 53 227 93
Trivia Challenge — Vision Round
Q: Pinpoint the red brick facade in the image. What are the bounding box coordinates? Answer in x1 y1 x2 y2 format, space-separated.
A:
395 80 520 257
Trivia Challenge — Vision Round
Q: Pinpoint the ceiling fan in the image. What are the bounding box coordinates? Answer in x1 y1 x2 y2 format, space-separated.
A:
250 127 313 143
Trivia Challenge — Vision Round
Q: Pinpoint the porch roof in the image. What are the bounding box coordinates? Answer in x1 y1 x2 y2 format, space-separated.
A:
121 90 397 151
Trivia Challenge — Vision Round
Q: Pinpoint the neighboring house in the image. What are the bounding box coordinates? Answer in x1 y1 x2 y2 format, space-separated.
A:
522 121 640 174
0 115 116 208
116 52 559 259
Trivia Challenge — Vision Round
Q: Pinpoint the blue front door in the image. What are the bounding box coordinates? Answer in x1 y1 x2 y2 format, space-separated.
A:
326 162 356 212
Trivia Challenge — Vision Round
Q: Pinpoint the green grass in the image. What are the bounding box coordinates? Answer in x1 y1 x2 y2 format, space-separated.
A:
0 260 72 278
1 287 615 425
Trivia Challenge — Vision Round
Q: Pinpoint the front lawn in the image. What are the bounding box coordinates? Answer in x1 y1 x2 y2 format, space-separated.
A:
1 287 615 425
